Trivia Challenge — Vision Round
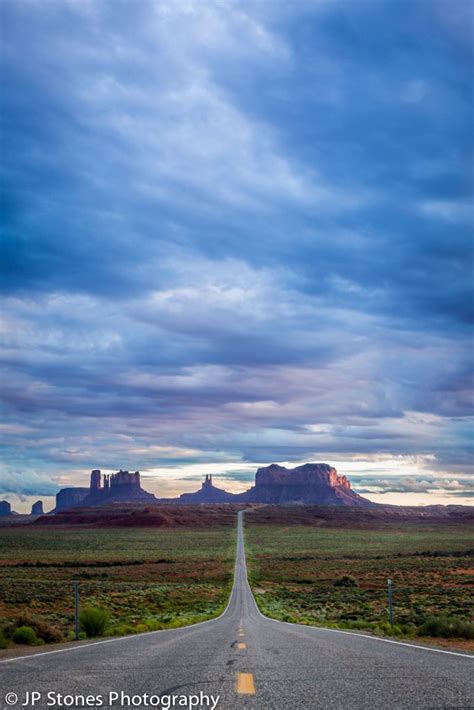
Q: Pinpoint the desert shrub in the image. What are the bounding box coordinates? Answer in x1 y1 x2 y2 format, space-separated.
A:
338 619 372 631
14 613 63 643
375 622 403 637
334 575 358 588
419 616 474 640
400 623 417 637
79 607 110 638
0 630 10 649
107 624 136 637
12 626 38 645
144 619 162 631
67 631 87 641
135 624 150 634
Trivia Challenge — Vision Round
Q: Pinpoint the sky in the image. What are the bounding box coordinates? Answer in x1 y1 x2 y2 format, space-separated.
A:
1 0 473 512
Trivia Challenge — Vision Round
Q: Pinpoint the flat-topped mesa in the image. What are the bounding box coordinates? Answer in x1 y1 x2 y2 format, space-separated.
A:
243 462 369 506
55 487 89 512
52 461 371 512
255 463 351 489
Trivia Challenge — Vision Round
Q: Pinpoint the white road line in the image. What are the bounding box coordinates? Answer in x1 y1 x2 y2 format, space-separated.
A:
262 616 474 659
0 616 223 665
240 513 474 660
0 522 242 665
2 512 472 665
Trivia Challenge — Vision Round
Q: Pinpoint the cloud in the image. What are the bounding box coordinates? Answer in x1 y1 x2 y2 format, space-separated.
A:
0 469 60 497
0 0 472 503
418 199 474 223
352 475 474 496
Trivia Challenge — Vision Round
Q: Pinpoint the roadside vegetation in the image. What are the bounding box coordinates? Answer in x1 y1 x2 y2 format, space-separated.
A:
0 526 235 648
245 519 474 647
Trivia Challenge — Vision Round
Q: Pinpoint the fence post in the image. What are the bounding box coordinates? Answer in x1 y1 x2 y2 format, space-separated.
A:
74 581 79 640
387 578 394 626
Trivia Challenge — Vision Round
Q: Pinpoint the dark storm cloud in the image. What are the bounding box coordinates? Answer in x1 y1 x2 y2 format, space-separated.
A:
0 0 472 498
0 470 60 497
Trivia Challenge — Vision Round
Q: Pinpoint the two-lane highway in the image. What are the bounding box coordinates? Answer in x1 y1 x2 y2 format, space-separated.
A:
1 512 472 709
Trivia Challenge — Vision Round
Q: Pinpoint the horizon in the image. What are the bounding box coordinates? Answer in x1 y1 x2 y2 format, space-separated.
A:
4 458 473 514
1 1 473 511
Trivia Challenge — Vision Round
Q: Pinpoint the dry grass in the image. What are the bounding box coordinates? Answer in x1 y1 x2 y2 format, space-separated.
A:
246 514 474 648
0 524 235 645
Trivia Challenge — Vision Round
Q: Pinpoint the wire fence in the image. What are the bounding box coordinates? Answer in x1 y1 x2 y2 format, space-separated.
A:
1 568 472 647
0 575 230 643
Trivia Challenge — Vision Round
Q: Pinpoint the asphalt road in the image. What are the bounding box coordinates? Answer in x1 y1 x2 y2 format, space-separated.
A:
1 512 472 710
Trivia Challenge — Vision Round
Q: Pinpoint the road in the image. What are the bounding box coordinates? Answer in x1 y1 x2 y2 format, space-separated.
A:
1 512 472 710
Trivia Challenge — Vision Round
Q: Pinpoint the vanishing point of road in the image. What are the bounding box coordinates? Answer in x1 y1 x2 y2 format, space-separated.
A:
1 512 472 709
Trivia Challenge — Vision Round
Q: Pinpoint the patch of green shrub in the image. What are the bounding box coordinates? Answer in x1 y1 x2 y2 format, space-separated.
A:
79 607 110 638
107 624 136 637
374 622 403 637
14 613 63 643
0 630 10 649
135 624 149 634
419 616 474 640
142 619 162 631
12 626 38 645
338 619 372 631
400 623 417 637
67 631 87 641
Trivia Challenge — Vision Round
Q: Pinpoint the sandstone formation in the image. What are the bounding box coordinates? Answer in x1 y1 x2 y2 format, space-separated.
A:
56 487 89 512
55 470 157 511
84 469 157 506
180 475 236 503
240 463 370 506
31 500 44 515
53 462 371 512
0 500 12 517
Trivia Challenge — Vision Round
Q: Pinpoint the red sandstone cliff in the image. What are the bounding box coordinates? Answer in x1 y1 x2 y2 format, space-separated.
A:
240 463 371 506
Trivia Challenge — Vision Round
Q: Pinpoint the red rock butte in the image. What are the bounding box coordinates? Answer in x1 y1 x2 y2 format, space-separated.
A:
52 462 372 513
55 469 156 511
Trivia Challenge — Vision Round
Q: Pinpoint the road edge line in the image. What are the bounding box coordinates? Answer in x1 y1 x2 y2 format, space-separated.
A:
241 512 474 660
0 512 243 665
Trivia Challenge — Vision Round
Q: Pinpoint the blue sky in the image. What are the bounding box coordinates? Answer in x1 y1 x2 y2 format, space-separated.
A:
1 0 473 511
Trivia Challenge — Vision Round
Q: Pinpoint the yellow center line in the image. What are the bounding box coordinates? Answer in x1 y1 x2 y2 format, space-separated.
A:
237 642 246 649
235 672 255 695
